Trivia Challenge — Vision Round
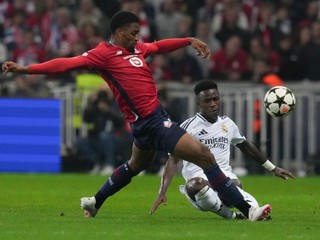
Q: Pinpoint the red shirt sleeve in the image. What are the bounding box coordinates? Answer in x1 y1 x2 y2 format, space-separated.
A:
143 38 190 56
29 56 87 74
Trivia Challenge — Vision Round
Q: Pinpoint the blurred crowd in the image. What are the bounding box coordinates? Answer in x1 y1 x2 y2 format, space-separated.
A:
1 0 320 86
1 0 320 174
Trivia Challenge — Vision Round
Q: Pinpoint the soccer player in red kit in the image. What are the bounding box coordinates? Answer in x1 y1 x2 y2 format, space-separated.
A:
2 11 271 221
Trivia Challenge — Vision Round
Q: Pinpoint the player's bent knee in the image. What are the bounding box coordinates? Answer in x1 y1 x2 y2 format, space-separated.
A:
185 177 208 201
194 185 222 212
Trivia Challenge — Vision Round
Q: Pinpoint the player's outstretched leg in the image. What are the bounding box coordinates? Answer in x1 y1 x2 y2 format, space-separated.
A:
80 161 137 217
183 177 240 220
80 144 153 217
174 134 271 221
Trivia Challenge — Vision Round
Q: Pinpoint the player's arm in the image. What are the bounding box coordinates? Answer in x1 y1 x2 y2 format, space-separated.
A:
236 140 295 180
145 38 211 59
149 155 180 215
2 57 87 75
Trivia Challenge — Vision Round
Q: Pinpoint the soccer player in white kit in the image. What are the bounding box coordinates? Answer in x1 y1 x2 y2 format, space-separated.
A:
150 80 294 220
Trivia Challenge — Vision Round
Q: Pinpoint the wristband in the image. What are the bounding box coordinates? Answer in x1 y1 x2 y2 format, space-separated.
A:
262 160 276 171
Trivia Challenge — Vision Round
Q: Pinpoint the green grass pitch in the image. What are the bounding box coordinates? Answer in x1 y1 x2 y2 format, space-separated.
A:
0 173 319 240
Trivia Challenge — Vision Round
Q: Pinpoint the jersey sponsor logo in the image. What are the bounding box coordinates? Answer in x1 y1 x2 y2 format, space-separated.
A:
200 136 229 150
198 129 208 136
163 121 172 128
123 55 137 59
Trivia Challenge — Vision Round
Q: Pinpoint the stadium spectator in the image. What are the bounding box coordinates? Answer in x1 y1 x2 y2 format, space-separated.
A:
209 35 248 81
252 2 276 49
79 20 106 50
276 34 300 81
155 0 183 39
211 0 250 46
241 0 261 31
75 89 126 175
148 55 171 82
167 47 203 84
287 25 311 80
211 0 249 33
6 0 38 29
92 0 120 19
120 0 155 43
0 0 10 38
296 25 312 47
196 0 221 23
177 14 193 38
273 5 293 40
250 58 284 86
3 10 31 52
187 20 221 79
38 0 59 50
75 0 104 27
44 7 80 59
296 20 320 81
74 0 108 38
297 0 319 29
12 29 45 66
246 36 280 79
10 73 52 99
0 39 9 63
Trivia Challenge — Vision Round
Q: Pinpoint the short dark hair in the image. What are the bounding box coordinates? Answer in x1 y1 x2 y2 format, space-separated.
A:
110 11 140 34
194 80 218 96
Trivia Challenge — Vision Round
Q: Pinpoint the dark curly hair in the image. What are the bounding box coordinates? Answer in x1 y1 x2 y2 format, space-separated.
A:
110 11 140 34
194 80 218 96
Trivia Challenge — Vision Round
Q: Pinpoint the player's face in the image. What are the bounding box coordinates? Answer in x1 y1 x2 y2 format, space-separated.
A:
198 89 220 123
118 23 140 52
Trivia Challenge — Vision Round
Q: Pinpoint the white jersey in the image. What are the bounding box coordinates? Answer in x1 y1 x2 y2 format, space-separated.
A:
180 113 246 181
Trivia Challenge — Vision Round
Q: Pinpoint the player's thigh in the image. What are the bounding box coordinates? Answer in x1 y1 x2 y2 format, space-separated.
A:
173 133 215 169
128 142 155 173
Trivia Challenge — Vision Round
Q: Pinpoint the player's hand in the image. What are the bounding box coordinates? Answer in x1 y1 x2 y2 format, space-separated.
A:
149 193 167 215
189 38 211 60
2 61 28 74
272 167 295 180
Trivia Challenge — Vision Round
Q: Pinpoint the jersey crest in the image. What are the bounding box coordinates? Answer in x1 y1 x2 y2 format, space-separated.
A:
163 120 172 128
221 124 228 134
129 57 143 67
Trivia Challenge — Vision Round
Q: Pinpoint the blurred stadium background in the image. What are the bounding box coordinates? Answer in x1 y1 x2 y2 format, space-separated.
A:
0 0 319 176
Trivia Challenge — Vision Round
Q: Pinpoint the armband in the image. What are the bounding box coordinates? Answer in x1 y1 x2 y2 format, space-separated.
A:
262 160 276 171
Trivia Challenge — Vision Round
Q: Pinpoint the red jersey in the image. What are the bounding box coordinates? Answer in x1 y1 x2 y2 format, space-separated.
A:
29 38 190 122
80 42 159 122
